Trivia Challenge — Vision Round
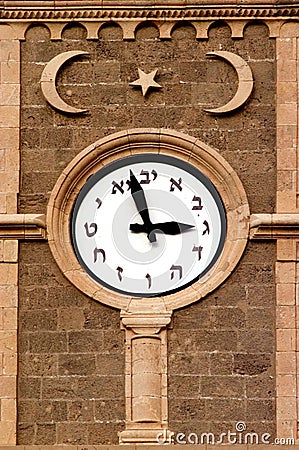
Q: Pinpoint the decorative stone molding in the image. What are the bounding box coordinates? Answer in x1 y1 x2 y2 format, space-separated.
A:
250 214 299 239
1 4 299 20
0 18 291 41
0 214 46 240
46 128 249 313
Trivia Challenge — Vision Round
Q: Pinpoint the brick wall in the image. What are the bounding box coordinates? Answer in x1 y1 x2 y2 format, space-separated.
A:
18 244 125 444
168 241 276 438
18 21 276 444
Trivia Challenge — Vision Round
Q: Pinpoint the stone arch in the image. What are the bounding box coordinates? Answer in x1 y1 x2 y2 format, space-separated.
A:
61 21 88 40
24 22 51 40
170 21 197 40
98 21 123 40
135 21 160 40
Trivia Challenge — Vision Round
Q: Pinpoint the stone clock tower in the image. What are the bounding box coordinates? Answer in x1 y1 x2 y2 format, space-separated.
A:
0 0 298 446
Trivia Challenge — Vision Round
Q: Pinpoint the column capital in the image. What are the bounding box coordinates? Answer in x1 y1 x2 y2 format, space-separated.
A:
120 312 172 335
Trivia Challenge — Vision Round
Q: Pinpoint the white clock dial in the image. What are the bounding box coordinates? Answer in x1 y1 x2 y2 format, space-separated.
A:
71 154 226 297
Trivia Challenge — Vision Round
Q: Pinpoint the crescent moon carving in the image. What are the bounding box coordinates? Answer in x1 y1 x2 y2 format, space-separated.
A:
204 51 254 115
40 50 89 114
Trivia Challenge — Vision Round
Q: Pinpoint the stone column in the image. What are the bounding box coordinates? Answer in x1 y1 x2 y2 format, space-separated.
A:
276 21 299 441
119 312 173 444
0 24 20 444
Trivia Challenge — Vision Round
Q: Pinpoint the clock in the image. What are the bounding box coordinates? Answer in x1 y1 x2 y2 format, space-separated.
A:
48 129 249 310
71 153 226 297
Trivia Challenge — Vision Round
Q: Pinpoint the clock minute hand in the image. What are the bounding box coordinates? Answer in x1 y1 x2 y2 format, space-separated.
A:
129 170 156 243
130 221 194 235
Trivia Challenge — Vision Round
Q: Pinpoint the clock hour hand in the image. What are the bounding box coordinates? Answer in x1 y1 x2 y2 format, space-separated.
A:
130 221 194 235
129 170 156 243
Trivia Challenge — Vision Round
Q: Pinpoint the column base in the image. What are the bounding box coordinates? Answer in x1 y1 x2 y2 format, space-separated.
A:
119 428 173 445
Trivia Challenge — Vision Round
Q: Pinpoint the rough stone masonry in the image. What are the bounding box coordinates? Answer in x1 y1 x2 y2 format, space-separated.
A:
17 21 276 445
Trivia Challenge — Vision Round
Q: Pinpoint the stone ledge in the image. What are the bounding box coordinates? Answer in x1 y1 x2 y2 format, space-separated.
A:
250 213 299 239
0 214 46 240
2 212 299 241
0 4 299 20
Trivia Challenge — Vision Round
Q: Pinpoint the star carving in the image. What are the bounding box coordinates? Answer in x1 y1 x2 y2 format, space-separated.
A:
129 68 162 97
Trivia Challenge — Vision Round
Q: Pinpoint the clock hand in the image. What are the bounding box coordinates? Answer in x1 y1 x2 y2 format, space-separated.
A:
129 170 156 243
130 221 195 235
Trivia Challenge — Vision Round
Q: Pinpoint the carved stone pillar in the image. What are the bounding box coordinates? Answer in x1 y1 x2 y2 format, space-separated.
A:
119 312 173 444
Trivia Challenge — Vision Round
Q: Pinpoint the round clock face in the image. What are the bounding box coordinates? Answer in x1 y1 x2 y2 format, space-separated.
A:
71 154 226 297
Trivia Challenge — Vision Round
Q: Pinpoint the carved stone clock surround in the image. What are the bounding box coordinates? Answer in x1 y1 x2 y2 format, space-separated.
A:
0 7 299 445
46 128 249 443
